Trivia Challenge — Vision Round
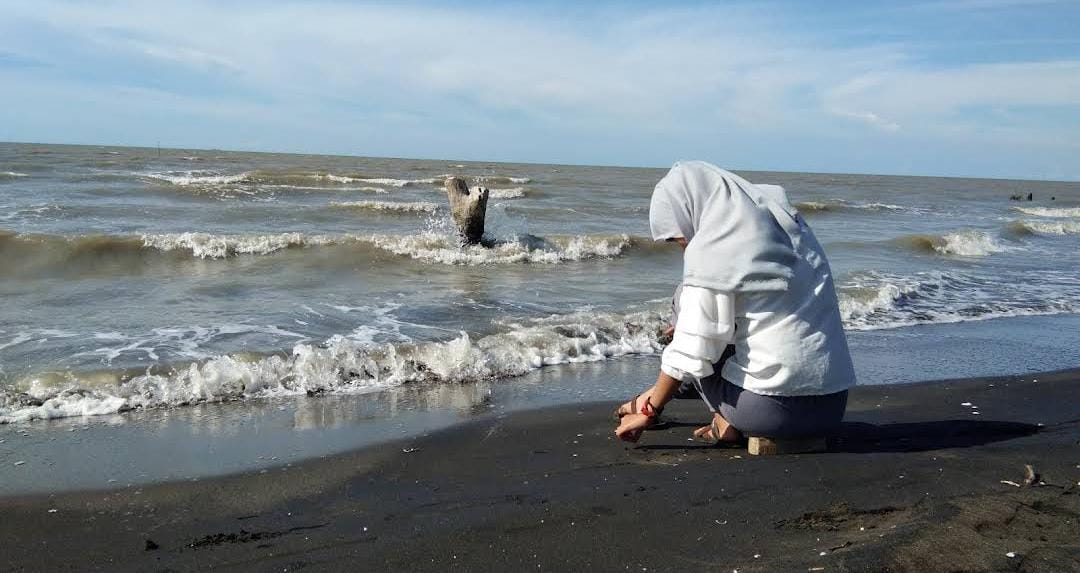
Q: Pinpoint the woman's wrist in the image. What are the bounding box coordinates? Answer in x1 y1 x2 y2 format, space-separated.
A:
649 370 683 408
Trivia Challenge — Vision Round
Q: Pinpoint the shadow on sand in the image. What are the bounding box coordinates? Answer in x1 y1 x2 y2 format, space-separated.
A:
828 419 1040 453
637 419 1040 453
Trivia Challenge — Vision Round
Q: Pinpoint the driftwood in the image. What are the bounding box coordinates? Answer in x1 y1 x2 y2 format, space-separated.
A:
748 436 827 456
444 177 489 245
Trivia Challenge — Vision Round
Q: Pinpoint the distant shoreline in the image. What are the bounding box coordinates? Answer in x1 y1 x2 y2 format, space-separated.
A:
3 140 1077 183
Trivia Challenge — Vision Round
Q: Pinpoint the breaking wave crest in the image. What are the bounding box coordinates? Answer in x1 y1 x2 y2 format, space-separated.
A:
837 270 1080 331
1008 220 1080 236
143 171 254 186
338 176 441 187
365 232 635 265
1011 206 1080 218
475 176 531 185
0 308 666 423
795 200 921 215
892 230 1010 257
142 232 335 258
330 200 440 214
1 229 644 266
489 187 527 199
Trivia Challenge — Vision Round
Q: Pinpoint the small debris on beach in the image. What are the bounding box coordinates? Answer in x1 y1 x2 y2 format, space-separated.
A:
402 448 420 453
960 402 972 406
1000 480 1022 487
1006 552 1017 558
145 539 159 551
1023 464 1039 486
13 461 25 466
47 508 57 513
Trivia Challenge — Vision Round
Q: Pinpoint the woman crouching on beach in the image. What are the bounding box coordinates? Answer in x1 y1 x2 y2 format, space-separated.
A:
615 161 856 445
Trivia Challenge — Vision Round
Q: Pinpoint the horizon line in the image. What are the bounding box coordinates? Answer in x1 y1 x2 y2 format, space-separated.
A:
3 139 1077 185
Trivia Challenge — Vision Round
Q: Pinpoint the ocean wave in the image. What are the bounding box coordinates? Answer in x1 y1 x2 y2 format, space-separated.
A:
366 232 635 265
838 270 1080 331
134 170 531 194
142 232 336 259
0 307 666 424
795 200 922 214
489 187 527 199
0 171 29 179
0 204 64 222
1 230 149 259
330 200 440 214
1009 219 1080 236
142 169 435 191
2 229 645 266
346 177 441 188
474 175 531 185
143 171 254 186
1011 206 1080 218
892 230 1010 257
1 230 335 264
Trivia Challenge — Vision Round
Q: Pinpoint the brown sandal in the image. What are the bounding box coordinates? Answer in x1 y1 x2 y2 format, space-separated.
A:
613 394 668 429
692 416 743 446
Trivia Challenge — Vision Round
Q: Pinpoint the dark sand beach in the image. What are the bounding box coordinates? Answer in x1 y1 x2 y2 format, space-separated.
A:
2 369 1078 572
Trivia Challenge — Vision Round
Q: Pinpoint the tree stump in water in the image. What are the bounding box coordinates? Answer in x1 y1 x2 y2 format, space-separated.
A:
444 176 489 245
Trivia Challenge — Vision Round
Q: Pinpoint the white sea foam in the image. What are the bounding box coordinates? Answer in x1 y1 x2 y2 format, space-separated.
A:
935 230 1011 256
1012 206 1080 218
796 200 925 214
134 231 636 264
473 175 531 184
331 200 440 214
1013 220 1080 235
351 177 441 188
489 187 527 199
0 171 29 178
317 174 363 184
894 230 1011 257
837 270 1080 331
142 232 334 258
144 171 252 186
366 232 632 265
0 307 666 423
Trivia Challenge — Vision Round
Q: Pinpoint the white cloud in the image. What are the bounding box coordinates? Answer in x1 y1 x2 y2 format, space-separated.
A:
0 0 1077 176
829 109 901 132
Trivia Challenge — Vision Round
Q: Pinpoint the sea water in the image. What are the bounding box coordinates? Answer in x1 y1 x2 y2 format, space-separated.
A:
2 142 1079 426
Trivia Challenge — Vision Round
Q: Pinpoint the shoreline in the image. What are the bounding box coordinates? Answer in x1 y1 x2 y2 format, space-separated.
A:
2 368 1078 571
4 306 1080 496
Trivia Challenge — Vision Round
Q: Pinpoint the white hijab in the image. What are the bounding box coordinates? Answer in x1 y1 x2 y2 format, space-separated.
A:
649 161 802 293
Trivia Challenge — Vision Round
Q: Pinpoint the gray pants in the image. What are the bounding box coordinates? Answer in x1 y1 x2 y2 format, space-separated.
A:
693 374 848 438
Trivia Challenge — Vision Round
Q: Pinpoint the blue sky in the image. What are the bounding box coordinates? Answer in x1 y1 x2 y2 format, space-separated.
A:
1 0 1078 180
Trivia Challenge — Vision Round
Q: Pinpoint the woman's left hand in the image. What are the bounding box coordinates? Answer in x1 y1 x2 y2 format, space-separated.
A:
615 413 652 443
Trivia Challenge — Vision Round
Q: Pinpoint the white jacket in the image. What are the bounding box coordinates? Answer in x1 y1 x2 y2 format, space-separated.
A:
661 231 856 397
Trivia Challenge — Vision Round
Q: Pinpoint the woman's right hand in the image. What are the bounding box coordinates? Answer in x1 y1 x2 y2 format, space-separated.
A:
615 413 652 443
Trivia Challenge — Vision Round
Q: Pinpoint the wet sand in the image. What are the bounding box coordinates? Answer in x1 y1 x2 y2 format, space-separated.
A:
1 369 1078 572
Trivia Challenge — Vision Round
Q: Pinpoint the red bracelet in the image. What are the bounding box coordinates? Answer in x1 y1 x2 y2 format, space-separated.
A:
640 398 659 419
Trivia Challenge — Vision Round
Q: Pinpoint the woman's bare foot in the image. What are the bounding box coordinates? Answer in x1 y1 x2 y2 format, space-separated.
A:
692 412 740 444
